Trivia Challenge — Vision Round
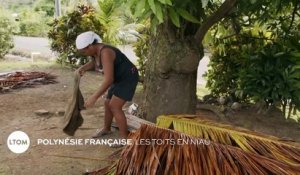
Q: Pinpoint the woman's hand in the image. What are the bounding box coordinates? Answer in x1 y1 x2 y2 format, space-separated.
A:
84 95 98 108
76 67 85 76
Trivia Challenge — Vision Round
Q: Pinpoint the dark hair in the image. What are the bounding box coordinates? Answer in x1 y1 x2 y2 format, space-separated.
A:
92 39 98 45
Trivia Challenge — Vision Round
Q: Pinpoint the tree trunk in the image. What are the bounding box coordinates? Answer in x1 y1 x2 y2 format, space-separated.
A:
142 26 204 122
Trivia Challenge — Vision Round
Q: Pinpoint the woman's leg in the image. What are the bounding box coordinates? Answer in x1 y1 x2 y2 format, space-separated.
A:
109 95 128 139
103 99 113 131
92 99 113 138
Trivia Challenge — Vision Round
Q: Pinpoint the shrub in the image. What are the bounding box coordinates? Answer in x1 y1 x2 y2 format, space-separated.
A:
33 0 55 17
237 43 300 118
18 9 51 37
205 31 300 118
0 9 15 59
48 4 105 65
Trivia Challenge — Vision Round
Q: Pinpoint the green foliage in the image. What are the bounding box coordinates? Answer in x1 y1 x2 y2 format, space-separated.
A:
97 0 141 45
5 0 55 37
0 9 15 58
205 46 243 100
33 0 55 16
17 9 51 37
206 35 300 117
205 1 300 117
204 22 270 98
132 23 150 82
48 4 104 65
126 0 206 34
238 44 300 117
97 0 123 44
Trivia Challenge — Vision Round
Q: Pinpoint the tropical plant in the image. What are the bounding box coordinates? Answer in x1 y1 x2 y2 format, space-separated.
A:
48 4 104 65
0 8 15 58
96 0 141 45
204 1 300 117
238 44 300 118
60 0 94 15
96 0 123 44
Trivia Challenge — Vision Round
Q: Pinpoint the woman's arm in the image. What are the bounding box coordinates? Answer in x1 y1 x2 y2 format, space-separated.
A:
77 59 95 76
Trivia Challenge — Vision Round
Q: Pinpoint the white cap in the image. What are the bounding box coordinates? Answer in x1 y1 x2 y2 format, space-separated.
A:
75 31 102 49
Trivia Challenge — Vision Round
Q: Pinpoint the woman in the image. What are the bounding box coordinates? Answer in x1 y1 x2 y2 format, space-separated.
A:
75 31 139 140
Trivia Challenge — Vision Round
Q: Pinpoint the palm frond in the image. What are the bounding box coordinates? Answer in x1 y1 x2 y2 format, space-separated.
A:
96 0 140 44
111 124 300 174
156 115 300 167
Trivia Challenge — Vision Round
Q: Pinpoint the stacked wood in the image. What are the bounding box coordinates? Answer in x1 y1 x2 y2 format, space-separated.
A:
0 71 57 92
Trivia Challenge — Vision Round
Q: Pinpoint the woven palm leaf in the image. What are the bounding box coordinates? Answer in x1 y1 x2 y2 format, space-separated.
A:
111 124 300 175
156 115 300 167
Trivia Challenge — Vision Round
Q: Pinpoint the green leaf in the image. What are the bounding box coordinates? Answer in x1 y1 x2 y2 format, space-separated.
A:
290 52 300 58
275 0 281 9
134 0 146 17
165 0 172 5
157 0 165 4
127 0 138 9
150 16 159 34
148 0 156 14
176 8 200 24
158 0 172 5
201 0 209 8
155 1 164 23
168 8 180 27
142 9 153 20
250 0 257 4
144 1 151 12
274 52 285 57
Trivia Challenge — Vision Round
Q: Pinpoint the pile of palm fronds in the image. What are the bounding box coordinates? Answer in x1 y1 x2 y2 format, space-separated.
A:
92 114 300 174
107 124 300 174
156 115 300 167
0 71 57 92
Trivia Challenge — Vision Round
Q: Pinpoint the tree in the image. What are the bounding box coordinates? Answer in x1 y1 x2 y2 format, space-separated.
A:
127 0 299 122
126 0 236 122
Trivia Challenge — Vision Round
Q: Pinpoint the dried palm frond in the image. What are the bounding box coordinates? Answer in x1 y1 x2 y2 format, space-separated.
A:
109 124 300 175
0 71 57 92
156 115 300 167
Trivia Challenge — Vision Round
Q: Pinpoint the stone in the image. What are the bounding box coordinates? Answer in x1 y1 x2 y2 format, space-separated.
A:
231 102 242 110
218 96 226 105
56 109 65 116
35 109 49 116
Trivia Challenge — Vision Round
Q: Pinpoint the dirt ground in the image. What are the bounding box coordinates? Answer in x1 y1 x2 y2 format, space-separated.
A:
0 65 124 175
0 64 300 175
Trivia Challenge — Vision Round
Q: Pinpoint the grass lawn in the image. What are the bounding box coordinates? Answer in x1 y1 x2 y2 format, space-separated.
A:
0 60 58 71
